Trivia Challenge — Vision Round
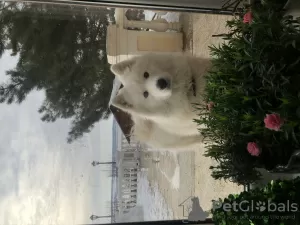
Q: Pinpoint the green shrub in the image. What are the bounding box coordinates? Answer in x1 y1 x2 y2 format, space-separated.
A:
196 0 300 184
212 177 300 225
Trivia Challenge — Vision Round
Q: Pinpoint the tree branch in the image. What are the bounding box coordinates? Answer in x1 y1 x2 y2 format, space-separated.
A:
0 82 22 92
0 2 17 12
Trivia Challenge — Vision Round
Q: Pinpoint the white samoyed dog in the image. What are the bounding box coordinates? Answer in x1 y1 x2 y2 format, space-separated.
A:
110 54 211 152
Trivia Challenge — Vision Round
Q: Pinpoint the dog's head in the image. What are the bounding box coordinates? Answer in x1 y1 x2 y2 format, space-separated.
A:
110 55 177 114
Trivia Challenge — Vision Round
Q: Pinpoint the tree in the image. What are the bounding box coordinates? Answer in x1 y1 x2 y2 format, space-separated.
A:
0 2 115 142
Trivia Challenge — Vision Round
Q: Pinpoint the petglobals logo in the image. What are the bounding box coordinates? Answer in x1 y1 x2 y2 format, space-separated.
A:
213 200 298 213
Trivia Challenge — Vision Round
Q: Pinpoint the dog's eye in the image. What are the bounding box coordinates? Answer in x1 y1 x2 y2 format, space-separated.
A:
144 72 149 79
143 91 149 98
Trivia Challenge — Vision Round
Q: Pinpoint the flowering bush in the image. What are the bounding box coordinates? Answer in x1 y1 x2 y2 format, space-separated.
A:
195 0 300 184
212 177 300 225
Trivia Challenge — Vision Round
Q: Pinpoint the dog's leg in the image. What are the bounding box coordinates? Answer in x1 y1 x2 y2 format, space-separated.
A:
150 133 204 152
134 122 204 152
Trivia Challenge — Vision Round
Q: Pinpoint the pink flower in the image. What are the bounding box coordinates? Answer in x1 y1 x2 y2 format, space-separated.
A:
247 142 260 156
207 102 214 111
264 113 284 131
243 12 253 24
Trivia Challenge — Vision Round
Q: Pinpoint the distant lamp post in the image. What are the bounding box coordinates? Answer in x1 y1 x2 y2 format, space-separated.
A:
91 161 99 166
90 215 100 221
91 161 116 166
90 215 111 221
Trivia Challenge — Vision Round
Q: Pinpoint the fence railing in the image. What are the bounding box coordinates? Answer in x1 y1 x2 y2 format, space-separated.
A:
82 219 214 225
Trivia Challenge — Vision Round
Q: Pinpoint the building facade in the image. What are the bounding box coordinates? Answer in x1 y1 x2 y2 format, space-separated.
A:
112 117 143 217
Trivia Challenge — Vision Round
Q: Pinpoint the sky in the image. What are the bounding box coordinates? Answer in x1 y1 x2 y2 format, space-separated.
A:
0 51 113 225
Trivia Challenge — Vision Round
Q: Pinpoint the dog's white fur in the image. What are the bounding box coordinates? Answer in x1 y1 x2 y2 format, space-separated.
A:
110 54 211 151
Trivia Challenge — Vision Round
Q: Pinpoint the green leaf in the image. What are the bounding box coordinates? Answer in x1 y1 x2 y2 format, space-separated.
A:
243 113 253 120
267 64 275 75
264 100 273 107
238 63 251 71
284 40 296 48
239 132 252 136
256 99 264 111
249 63 254 70
264 217 269 223
243 96 251 102
296 107 300 119
287 121 298 127
289 57 300 69
284 130 289 140
267 28 273 37
291 129 299 144
243 35 251 45
280 75 290 85
279 98 290 105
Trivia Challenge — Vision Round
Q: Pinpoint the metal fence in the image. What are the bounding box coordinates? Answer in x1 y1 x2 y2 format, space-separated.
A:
82 219 214 225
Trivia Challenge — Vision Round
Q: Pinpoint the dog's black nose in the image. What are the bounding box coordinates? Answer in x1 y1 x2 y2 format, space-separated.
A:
156 78 170 90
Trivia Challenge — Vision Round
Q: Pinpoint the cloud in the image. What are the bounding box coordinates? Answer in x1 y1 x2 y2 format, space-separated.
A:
0 51 99 225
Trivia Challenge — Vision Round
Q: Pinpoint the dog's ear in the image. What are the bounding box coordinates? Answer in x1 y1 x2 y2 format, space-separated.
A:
111 93 133 112
110 58 135 76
